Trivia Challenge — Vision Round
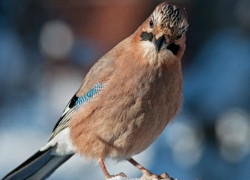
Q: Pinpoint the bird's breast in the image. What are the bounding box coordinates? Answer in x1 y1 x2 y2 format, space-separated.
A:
69 60 182 160
113 64 182 157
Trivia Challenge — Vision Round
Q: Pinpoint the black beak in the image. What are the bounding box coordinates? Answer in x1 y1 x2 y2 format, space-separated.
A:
153 36 168 53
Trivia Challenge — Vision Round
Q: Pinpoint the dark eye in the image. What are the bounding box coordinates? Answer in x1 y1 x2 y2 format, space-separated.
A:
149 20 154 28
175 34 182 40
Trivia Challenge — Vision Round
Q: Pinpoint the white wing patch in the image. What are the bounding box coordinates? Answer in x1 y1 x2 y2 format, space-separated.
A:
40 128 76 156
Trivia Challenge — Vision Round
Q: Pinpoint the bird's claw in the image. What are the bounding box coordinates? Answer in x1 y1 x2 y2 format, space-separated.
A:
106 172 127 179
160 172 176 180
117 172 127 178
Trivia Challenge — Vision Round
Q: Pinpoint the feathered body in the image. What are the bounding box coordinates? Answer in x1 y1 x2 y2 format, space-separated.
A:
70 3 187 160
70 32 183 160
3 2 188 180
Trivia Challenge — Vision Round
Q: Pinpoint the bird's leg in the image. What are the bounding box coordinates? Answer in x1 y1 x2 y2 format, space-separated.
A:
99 158 111 179
98 158 127 179
128 158 174 180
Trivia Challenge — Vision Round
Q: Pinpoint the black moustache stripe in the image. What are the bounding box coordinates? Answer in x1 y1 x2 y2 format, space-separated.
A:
140 32 153 41
167 43 180 55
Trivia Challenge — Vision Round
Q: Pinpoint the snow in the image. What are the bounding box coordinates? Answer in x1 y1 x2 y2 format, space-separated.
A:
108 177 169 180
108 177 144 180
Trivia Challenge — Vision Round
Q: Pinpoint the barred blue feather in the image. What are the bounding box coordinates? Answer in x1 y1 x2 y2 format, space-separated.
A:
49 82 104 141
76 82 104 108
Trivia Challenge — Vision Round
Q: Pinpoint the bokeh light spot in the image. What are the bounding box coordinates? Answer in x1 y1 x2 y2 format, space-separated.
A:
39 20 74 59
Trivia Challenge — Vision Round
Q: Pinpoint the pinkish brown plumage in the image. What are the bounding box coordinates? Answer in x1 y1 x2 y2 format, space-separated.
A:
3 2 188 180
70 35 183 159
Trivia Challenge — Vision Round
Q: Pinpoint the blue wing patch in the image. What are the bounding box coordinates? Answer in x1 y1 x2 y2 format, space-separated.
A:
50 82 104 140
76 82 104 108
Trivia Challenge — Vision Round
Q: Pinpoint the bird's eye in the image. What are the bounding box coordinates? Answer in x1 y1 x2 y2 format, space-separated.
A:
149 20 154 28
175 34 183 40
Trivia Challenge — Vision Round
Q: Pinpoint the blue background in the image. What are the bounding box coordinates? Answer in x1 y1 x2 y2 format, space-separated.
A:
1 0 250 179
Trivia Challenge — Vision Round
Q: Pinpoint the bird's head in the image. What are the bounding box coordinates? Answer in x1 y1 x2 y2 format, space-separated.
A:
138 2 188 61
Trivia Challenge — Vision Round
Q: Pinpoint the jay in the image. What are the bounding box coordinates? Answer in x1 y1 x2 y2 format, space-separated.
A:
3 2 188 180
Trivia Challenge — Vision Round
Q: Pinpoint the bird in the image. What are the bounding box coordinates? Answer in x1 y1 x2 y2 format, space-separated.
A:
2 2 188 180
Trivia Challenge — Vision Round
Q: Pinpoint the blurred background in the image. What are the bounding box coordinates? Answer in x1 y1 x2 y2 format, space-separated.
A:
1 0 250 179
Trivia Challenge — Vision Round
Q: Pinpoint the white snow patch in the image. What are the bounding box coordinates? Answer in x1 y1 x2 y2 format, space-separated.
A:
108 177 144 180
108 177 174 180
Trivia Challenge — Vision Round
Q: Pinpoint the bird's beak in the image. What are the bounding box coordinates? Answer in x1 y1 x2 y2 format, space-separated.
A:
153 36 169 53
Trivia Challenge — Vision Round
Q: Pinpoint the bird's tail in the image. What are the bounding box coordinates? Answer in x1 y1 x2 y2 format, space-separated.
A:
2 148 73 180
